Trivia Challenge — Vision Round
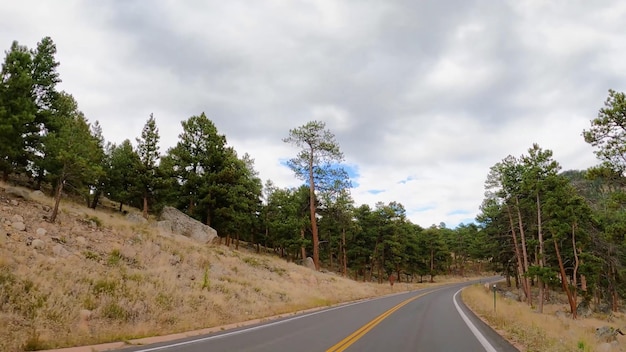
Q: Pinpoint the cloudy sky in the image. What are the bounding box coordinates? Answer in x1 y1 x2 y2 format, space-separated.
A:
2 1 624 228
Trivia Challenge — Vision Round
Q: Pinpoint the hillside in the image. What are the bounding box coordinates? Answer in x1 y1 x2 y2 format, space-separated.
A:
0 182 416 351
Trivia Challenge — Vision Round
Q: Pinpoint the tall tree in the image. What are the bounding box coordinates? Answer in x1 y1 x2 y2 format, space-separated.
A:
0 40 35 180
30 36 61 186
583 89 626 174
162 112 227 223
107 139 142 212
136 113 160 218
45 93 101 222
283 120 345 270
520 143 561 313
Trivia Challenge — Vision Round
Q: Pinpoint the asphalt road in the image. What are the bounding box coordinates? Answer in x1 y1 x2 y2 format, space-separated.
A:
122 278 518 352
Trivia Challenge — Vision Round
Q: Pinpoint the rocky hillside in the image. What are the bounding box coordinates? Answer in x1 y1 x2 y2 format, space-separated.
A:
0 182 399 352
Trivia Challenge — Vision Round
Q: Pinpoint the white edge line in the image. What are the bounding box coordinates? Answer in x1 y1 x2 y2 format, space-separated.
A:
453 288 498 352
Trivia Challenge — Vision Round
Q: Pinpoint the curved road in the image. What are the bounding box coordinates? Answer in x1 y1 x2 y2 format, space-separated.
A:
122 278 518 352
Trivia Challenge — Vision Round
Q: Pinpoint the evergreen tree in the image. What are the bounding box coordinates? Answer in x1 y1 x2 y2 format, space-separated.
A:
107 139 141 212
45 93 102 222
0 41 35 180
136 113 161 218
283 120 345 270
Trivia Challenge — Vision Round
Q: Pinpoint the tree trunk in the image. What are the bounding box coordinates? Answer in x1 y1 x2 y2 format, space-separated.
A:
300 228 306 261
516 196 532 307
572 222 580 314
507 205 529 302
308 149 319 270
2 170 8 182
49 177 65 223
430 248 435 283
90 189 101 209
554 238 576 318
369 241 379 281
142 191 149 219
537 194 544 313
342 227 347 277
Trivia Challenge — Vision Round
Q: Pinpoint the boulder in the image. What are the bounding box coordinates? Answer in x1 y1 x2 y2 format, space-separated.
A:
36 228 47 236
158 206 218 244
12 222 26 231
32 190 44 197
52 244 70 258
11 215 24 223
596 326 624 343
126 212 148 224
6 187 29 200
32 239 45 249
304 257 316 270
577 300 593 318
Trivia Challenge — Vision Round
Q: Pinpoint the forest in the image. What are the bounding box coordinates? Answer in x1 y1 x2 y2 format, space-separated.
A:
3 37 626 317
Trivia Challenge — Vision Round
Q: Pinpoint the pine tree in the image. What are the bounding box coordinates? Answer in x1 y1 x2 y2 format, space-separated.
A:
136 113 160 218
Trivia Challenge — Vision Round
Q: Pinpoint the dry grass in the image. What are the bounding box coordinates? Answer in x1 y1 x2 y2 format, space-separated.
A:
1 183 429 351
462 284 626 352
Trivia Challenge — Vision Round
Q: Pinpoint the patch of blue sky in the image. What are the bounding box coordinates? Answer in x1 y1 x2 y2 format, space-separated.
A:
412 205 436 212
452 218 478 228
398 175 417 184
447 209 471 216
367 189 385 195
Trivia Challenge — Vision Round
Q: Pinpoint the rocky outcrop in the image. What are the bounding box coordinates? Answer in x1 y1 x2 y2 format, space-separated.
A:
304 257 316 270
157 206 218 244
6 186 30 200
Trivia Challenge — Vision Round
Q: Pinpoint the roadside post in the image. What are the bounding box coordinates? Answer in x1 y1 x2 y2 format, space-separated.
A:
492 284 497 312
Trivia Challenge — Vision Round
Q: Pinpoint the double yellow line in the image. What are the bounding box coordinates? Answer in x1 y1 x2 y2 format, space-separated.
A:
326 291 433 352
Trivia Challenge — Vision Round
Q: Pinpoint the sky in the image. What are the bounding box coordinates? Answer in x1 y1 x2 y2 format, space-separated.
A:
2 1 625 228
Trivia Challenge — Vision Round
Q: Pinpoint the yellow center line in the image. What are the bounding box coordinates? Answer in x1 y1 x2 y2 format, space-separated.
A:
326 290 435 352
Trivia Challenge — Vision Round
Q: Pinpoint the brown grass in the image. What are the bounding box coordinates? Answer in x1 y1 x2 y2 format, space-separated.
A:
1 183 434 351
462 284 626 352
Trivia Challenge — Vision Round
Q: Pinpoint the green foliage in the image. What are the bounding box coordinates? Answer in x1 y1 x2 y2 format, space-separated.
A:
83 250 101 261
92 279 117 296
135 113 161 217
101 301 129 321
583 89 626 174
0 40 36 178
202 266 210 291
107 249 123 266
106 139 142 211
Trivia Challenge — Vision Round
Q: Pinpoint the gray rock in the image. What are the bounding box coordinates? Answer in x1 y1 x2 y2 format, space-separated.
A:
6 187 29 200
52 244 70 258
32 239 45 250
36 228 46 236
12 222 26 231
158 206 218 244
169 254 182 266
126 212 148 224
577 300 593 318
304 257 316 270
503 291 520 302
10 200 18 206
11 215 24 223
596 326 624 342
598 303 612 314
32 190 44 197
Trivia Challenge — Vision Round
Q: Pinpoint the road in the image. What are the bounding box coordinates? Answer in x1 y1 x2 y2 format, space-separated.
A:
121 278 518 352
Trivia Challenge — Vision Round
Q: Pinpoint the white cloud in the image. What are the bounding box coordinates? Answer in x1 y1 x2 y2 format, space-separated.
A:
1 0 622 228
